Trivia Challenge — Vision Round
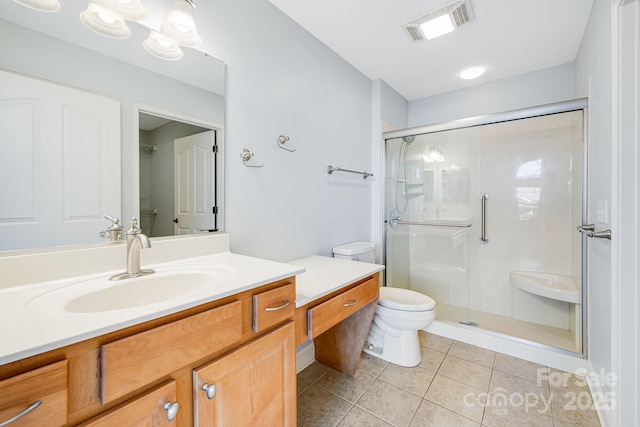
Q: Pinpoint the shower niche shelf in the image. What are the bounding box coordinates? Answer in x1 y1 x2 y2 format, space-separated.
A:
509 271 580 304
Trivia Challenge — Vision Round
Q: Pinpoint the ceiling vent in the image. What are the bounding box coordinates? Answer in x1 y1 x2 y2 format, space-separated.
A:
403 0 474 42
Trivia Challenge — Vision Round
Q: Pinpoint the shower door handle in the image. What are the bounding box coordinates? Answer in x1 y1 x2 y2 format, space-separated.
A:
480 193 489 244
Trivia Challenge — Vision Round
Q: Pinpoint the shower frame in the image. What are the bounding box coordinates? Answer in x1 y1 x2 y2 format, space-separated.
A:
382 98 589 357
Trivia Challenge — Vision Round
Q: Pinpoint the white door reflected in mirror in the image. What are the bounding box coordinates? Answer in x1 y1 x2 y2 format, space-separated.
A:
174 130 216 235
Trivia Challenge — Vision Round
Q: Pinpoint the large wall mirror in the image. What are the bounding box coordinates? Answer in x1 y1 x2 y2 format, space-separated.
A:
0 0 225 252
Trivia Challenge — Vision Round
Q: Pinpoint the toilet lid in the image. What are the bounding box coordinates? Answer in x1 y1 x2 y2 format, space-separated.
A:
378 287 436 311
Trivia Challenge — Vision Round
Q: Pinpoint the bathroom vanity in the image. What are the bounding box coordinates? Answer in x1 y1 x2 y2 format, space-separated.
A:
290 256 384 376
0 234 303 426
0 235 385 426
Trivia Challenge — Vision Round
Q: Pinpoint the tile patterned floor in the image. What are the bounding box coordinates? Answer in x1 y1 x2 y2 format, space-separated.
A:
297 332 601 427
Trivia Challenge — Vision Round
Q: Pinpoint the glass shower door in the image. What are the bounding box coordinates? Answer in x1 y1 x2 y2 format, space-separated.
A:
385 128 473 323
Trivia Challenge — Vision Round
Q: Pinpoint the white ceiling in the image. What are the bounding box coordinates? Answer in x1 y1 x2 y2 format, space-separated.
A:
268 0 593 101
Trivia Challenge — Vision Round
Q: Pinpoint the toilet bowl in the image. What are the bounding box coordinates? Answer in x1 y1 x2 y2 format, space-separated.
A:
331 242 436 367
363 287 436 367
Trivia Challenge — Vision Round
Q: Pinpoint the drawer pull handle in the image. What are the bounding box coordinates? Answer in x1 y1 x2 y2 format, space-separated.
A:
343 299 357 307
163 402 179 421
265 300 290 312
0 400 42 427
202 383 217 400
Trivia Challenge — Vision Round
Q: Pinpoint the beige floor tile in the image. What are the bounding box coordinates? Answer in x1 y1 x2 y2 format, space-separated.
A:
418 346 446 372
297 376 313 397
551 390 601 426
316 368 376 403
439 354 493 391
419 331 453 353
337 406 393 427
378 363 435 397
487 370 552 416
298 361 329 384
297 384 353 427
356 379 422 427
358 352 389 377
448 341 496 367
490 370 550 397
482 404 554 427
424 374 485 422
409 400 480 427
547 368 592 398
494 353 548 384
552 416 601 427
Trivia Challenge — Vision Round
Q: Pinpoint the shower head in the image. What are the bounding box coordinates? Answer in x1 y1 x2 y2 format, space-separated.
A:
402 136 415 144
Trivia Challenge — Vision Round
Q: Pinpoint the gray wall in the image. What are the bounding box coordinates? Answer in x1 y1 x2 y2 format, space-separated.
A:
408 62 576 127
207 0 374 261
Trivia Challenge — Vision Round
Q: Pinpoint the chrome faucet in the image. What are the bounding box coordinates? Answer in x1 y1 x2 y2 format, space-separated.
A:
110 218 155 281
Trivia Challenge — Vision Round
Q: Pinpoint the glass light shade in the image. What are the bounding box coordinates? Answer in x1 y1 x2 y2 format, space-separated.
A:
81 2 131 39
93 0 147 21
143 30 184 61
13 0 60 12
161 0 201 47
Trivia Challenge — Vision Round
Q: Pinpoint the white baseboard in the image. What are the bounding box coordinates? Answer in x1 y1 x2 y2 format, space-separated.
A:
296 340 315 374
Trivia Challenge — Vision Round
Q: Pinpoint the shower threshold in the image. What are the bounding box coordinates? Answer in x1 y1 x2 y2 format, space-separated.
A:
438 302 580 353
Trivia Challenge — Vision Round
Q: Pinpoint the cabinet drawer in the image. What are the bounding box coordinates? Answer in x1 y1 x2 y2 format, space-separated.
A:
80 381 177 427
101 301 242 404
0 360 68 427
307 277 378 339
252 283 295 333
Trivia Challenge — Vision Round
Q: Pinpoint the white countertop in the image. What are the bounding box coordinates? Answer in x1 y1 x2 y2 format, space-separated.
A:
0 252 304 365
288 256 385 307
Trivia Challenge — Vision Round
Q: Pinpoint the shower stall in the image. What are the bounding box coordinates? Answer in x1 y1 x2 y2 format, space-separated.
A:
383 100 587 354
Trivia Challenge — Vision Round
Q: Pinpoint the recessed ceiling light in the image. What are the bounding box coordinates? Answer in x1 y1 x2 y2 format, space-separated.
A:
459 66 485 80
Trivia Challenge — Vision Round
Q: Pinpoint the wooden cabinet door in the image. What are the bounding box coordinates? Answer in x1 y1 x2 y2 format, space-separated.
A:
193 322 296 427
79 381 178 427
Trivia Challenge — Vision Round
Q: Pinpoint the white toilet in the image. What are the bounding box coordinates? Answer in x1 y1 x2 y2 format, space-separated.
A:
332 242 437 367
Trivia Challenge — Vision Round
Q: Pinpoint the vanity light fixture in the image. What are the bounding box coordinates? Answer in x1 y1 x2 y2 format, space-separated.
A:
92 0 147 21
143 30 184 61
160 0 202 47
80 2 131 39
459 65 485 80
12 0 60 13
423 147 445 163
403 0 474 42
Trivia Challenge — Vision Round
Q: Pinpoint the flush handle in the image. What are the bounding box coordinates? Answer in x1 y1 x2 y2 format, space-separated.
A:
343 299 357 307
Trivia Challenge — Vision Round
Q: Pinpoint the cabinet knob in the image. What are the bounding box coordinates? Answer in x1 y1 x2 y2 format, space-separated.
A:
163 402 179 421
202 383 217 400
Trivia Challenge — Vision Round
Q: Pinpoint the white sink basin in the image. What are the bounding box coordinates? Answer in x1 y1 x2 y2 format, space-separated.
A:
27 265 235 313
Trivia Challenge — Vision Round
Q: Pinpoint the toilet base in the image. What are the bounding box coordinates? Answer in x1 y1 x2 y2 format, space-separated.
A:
363 329 422 367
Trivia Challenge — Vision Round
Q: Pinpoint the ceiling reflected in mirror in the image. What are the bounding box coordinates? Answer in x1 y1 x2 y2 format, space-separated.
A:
1 0 223 95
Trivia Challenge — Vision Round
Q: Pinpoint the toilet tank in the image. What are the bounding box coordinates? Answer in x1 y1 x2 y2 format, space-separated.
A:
332 242 375 263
